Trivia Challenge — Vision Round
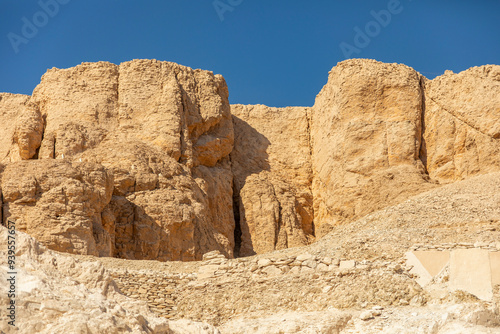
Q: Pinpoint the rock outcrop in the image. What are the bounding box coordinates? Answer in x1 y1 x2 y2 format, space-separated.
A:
1 60 235 261
422 66 500 183
0 93 43 163
2 160 113 256
310 59 435 236
1 58 500 261
230 105 315 256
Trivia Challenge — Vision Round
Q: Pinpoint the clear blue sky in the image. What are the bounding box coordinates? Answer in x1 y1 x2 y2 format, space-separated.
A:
1 0 499 107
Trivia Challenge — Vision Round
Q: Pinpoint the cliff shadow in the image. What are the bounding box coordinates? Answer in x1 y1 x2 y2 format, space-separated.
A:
108 195 175 261
230 115 272 257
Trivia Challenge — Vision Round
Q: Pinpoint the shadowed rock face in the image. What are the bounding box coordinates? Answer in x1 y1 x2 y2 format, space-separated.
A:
1 58 500 260
230 105 314 256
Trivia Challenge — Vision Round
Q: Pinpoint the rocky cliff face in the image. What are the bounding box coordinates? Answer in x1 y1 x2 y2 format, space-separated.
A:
1 59 499 261
1 60 235 261
423 66 500 183
230 105 314 256
310 59 435 236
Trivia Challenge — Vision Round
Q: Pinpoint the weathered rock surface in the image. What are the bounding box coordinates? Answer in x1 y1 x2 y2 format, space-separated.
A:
1 58 500 265
423 66 500 183
2 160 113 256
0 226 219 334
230 104 314 256
0 93 43 163
1 60 235 261
94 170 500 331
310 59 435 236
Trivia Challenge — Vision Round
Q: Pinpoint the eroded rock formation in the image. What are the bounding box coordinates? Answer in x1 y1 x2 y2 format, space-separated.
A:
1 58 499 260
422 66 500 182
230 105 314 256
1 60 235 261
310 59 436 236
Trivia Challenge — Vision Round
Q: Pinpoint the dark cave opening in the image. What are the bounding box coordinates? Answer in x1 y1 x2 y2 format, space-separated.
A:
233 188 242 258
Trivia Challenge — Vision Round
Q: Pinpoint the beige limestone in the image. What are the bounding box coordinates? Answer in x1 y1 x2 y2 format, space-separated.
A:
230 104 314 256
0 226 219 334
2 58 500 333
450 249 492 301
2 60 235 261
413 250 450 277
490 252 500 286
423 65 500 183
406 251 450 287
310 59 435 236
0 93 44 163
406 251 434 287
1 160 114 256
2 58 500 265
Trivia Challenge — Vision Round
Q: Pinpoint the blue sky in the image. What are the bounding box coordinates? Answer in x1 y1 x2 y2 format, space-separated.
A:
1 0 499 107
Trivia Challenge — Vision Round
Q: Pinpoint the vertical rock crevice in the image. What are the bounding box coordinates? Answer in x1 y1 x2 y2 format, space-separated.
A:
418 75 429 175
304 107 316 237
0 173 3 226
232 178 242 258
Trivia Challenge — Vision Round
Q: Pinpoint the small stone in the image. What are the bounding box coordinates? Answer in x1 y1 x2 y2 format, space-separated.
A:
280 266 290 274
301 267 315 274
360 311 374 321
302 260 317 269
258 259 273 267
296 253 314 262
322 286 333 293
289 266 301 276
339 260 356 270
317 263 329 272
202 250 226 261
205 258 226 265
262 265 282 276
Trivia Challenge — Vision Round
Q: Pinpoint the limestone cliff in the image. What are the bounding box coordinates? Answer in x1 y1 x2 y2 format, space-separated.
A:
230 105 314 256
1 58 499 261
1 60 235 261
422 66 500 182
310 59 436 236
